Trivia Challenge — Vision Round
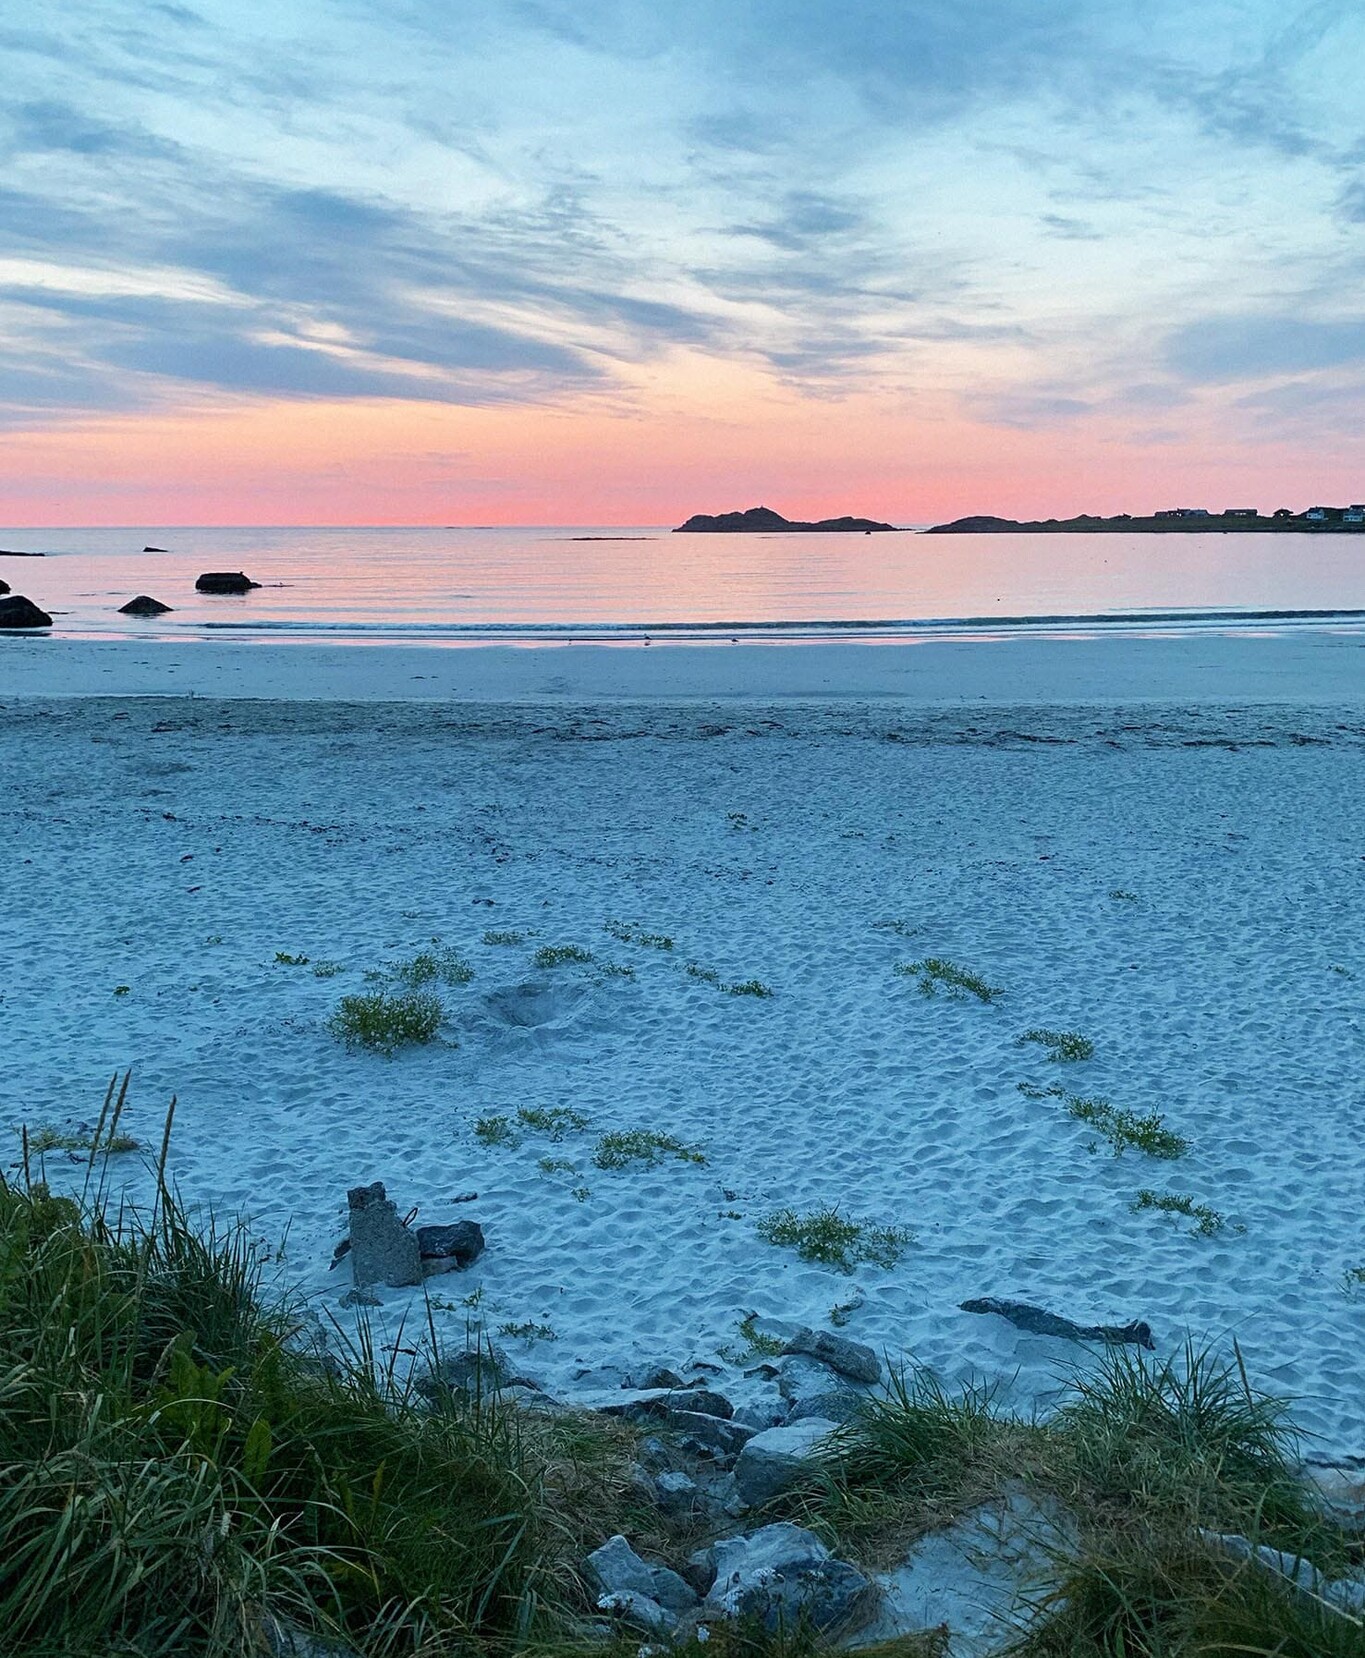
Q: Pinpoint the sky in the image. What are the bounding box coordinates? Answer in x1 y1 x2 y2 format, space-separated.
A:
1 0 1364 525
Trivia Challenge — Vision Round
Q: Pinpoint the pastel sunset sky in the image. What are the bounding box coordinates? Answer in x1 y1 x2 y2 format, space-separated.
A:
3 1 1364 524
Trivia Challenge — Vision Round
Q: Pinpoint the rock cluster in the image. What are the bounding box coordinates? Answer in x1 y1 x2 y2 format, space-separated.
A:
344 1181 486 1289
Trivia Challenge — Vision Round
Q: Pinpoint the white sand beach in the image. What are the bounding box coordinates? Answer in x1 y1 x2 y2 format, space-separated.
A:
3 632 1364 1450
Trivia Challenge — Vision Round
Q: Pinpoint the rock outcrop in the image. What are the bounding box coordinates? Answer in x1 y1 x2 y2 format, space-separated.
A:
675 506 896 533
195 570 261 593
0 595 53 629
119 595 173 616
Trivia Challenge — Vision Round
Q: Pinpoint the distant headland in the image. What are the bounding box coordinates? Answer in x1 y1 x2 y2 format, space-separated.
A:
926 505 1365 534
675 506 898 533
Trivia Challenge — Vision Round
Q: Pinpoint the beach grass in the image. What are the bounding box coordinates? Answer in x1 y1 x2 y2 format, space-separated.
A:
1019 1027 1095 1062
1131 1189 1231 1236
534 943 595 968
391 943 474 987
0 1136 549 1657
1063 1094 1189 1159
327 988 443 1054
896 958 1002 1002
517 1104 590 1140
591 1129 706 1170
604 918 675 950
757 1204 914 1272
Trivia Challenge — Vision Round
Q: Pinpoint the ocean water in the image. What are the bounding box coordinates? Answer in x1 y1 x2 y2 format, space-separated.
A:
3 524 1365 643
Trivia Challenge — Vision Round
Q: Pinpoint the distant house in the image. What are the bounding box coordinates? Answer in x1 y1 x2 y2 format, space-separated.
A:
1223 508 1258 518
1272 508 1294 519
1154 508 1211 519
1305 507 1331 521
1345 505 1365 524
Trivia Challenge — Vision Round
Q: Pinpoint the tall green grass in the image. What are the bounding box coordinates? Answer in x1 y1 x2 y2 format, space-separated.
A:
0 1088 547 1656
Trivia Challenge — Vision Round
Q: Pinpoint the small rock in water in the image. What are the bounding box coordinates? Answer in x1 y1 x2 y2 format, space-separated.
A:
346 1180 421 1288
0 578 9 595
195 570 261 593
781 1327 882 1384
960 1296 1155 1349
119 594 173 616
416 1220 485 1272
0 595 53 629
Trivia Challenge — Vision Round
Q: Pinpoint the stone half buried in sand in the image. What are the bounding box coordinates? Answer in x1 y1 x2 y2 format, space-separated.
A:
0 594 53 629
346 1180 421 1288
119 595 174 616
960 1296 1155 1349
415 1220 485 1274
195 570 261 593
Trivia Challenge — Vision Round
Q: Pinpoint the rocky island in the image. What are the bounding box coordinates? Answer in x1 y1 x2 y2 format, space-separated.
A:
926 507 1365 533
675 506 898 533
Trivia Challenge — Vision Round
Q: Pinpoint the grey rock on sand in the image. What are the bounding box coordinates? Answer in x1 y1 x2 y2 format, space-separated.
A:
704 1522 875 1633
961 1297 1155 1349
346 1180 421 1288
734 1417 840 1507
781 1326 882 1384
415 1220 485 1271
586 1535 700 1631
195 570 261 593
0 595 53 629
119 595 173 616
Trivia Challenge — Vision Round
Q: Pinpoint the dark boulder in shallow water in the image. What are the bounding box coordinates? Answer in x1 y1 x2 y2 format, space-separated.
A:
0 594 53 629
0 578 9 595
142 545 169 552
119 594 173 616
195 570 260 593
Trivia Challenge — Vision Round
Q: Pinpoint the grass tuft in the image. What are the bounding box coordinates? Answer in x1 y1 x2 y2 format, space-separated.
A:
592 1129 706 1170
392 945 473 987
474 1114 520 1148
757 1204 914 1273
604 919 675 950
1064 1093 1189 1159
482 929 526 945
274 951 309 966
896 958 1002 1002
25 1124 141 1156
327 989 443 1054
1131 1190 1232 1236
516 1104 590 1140
533 944 594 968
1019 1027 1095 1062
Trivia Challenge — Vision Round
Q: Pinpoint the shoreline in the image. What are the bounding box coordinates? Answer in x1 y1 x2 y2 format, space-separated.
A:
3 630 1365 704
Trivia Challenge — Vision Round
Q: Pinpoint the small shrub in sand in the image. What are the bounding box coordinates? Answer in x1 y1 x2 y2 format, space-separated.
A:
1342 1264 1365 1294
1131 1190 1233 1236
310 960 344 978
1018 1082 1188 1159
536 1156 577 1176
757 1204 914 1273
1019 1027 1095 1062
604 918 675 950
684 961 721 985
497 1320 557 1344
726 978 774 998
591 1129 706 1170
327 989 443 1054
1109 888 1140 902
1065 1094 1189 1159
25 1124 140 1157
896 958 1002 1003
482 929 526 945
533 943 595 969
274 950 309 966
392 945 473 987
517 1104 589 1140
474 1114 520 1148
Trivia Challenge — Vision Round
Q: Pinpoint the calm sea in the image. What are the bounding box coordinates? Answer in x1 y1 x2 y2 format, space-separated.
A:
4 525 1365 644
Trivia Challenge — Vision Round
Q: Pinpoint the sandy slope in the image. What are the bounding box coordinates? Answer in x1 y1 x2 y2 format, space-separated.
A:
3 692 1364 1450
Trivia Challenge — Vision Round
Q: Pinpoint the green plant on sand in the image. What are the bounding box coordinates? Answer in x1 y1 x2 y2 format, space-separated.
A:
533 944 595 969
1019 1027 1095 1063
327 989 443 1055
591 1129 706 1170
757 1204 914 1273
391 945 473 987
896 958 1002 1003
0 1096 548 1657
1131 1190 1231 1236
